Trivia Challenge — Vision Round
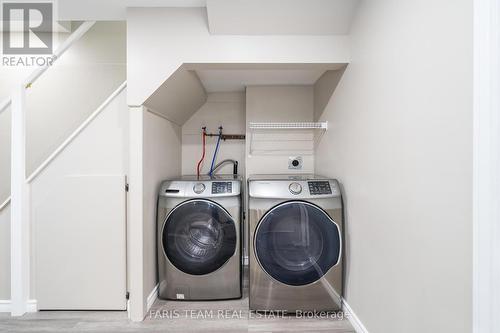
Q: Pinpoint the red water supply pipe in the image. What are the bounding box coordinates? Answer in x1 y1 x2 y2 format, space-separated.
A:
196 127 207 178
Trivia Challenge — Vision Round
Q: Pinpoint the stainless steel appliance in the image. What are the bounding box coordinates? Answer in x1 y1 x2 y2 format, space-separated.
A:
248 174 343 311
157 175 242 300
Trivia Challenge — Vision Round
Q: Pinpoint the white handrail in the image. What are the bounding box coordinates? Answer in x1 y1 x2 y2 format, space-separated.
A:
0 98 11 115
24 21 96 88
26 81 127 183
0 197 10 211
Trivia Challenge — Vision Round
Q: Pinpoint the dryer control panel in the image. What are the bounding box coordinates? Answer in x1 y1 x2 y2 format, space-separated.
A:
308 181 332 195
248 176 340 199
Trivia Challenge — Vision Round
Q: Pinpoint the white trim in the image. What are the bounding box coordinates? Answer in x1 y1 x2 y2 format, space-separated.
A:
24 21 96 88
473 0 500 331
0 300 37 313
27 300 37 312
128 106 146 322
26 81 127 183
0 98 11 115
146 284 159 312
0 300 11 312
0 197 10 212
342 299 369 333
10 85 29 317
127 299 131 320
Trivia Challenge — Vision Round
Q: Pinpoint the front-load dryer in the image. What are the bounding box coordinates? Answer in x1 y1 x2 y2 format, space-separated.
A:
248 174 343 311
157 175 242 300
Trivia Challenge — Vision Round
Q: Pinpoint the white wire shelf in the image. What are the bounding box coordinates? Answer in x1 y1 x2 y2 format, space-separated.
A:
249 122 328 130
248 122 328 156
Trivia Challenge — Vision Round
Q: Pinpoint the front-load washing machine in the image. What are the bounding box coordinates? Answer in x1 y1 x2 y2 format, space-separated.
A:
248 174 343 311
157 175 242 300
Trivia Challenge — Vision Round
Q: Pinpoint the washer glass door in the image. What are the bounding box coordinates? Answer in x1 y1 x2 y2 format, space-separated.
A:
255 201 341 286
163 199 237 275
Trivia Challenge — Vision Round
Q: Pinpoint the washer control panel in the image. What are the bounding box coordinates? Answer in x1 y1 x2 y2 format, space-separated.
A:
212 182 233 194
160 178 241 197
308 181 332 195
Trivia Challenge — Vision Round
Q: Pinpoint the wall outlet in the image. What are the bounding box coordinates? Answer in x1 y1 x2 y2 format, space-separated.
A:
288 156 303 170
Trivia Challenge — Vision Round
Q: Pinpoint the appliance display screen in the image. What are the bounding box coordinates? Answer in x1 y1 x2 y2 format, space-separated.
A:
212 182 233 194
308 181 332 195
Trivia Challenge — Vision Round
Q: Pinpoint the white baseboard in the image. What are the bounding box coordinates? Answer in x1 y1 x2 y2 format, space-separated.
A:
146 284 159 312
127 299 131 320
0 300 10 312
0 299 38 313
27 299 37 312
342 298 369 333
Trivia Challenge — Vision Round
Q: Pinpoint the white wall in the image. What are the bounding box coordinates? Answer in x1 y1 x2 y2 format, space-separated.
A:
245 86 315 178
142 110 182 310
313 69 345 121
315 1 472 332
126 7 350 106
182 92 246 176
125 107 181 320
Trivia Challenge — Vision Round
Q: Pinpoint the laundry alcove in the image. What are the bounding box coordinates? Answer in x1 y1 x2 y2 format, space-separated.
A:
131 62 347 320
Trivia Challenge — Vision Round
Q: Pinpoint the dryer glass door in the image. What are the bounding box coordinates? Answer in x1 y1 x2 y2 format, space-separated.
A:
162 199 237 275
254 201 341 286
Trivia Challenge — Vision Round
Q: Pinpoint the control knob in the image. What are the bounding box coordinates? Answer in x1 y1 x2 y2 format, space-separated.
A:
289 182 302 195
193 183 206 194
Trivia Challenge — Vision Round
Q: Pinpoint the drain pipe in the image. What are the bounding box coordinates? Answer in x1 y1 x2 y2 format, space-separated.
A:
211 159 239 176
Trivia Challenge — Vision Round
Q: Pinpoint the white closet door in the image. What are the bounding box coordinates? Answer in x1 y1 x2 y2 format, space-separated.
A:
35 175 127 310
